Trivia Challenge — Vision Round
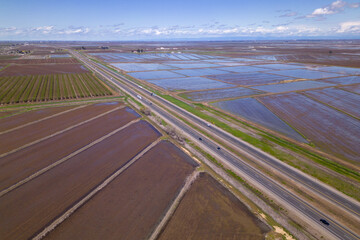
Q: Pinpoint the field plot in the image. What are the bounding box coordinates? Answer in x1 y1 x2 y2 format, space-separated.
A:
158 173 269 240
316 66 360 75
90 52 217 62
112 63 177 72
0 106 141 191
252 63 305 70
212 98 306 142
267 69 344 79
320 76 360 85
340 84 360 94
208 72 293 86
171 68 231 77
0 73 112 104
217 65 271 73
164 63 221 69
181 87 264 101
260 93 360 162
0 64 88 76
128 70 185 80
50 54 71 58
252 80 334 93
44 141 197 240
0 58 78 64
0 103 120 155
0 120 161 240
148 77 234 91
304 88 360 119
0 105 75 132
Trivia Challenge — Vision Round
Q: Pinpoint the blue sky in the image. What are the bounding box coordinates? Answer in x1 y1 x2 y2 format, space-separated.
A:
1 0 359 40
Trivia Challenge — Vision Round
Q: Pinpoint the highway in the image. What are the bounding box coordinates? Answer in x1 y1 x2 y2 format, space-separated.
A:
70 50 360 240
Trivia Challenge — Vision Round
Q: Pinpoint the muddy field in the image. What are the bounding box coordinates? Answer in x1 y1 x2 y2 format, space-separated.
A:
0 64 89 76
0 103 121 155
0 58 78 64
0 106 140 191
0 120 161 240
159 172 269 240
44 141 197 240
0 105 75 132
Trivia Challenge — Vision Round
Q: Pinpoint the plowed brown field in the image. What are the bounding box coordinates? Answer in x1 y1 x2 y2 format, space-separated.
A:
44 141 197 240
0 120 161 240
0 103 121 155
0 107 139 192
0 64 89 76
158 173 270 240
0 105 76 132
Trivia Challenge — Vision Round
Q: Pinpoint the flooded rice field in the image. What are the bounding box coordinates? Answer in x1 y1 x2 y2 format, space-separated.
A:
148 77 234 91
212 98 307 142
252 80 334 93
267 69 344 79
260 93 360 162
112 63 176 72
304 88 360 119
172 68 231 77
128 70 185 80
182 87 263 101
208 72 293 86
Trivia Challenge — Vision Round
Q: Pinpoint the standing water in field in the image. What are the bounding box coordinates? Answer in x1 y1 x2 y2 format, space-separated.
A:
212 98 307 142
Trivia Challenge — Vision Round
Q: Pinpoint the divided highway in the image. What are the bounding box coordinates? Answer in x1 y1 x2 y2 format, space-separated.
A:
70 50 360 240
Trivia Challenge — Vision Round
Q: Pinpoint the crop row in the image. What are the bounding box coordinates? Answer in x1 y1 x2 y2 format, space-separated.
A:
0 73 112 104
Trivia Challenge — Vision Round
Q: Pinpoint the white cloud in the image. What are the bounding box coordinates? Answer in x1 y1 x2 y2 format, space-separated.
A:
337 21 360 33
307 0 358 18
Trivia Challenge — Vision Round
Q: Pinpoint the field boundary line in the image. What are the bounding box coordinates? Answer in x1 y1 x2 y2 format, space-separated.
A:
0 105 86 135
148 170 200 240
32 137 162 240
0 105 125 159
0 118 140 198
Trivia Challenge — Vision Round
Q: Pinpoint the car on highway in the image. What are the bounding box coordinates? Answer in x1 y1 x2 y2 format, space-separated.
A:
320 219 330 226
199 137 202 141
217 147 221 150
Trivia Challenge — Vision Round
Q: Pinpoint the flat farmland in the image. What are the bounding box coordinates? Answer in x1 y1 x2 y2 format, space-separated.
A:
0 120 161 240
212 98 307 142
0 105 75 132
260 93 360 162
44 141 197 240
148 76 234 91
208 72 293 86
0 58 78 64
252 80 334 93
158 173 269 240
0 73 112 104
181 87 264 102
304 88 360 119
341 84 360 94
0 103 121 155
0 64 89 76
0 106 140 191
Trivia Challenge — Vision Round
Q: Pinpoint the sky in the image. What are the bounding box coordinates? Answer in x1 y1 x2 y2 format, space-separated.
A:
1 0 359 40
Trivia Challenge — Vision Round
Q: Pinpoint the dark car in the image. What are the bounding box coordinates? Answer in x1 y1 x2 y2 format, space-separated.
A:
199 137 202 141
320 219 330 226
217 147 221 150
